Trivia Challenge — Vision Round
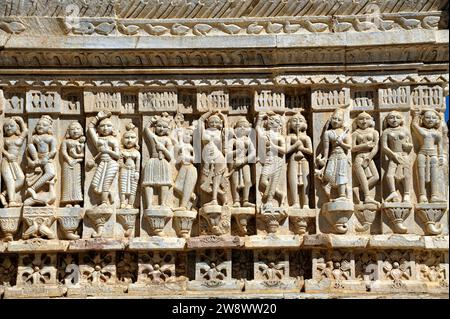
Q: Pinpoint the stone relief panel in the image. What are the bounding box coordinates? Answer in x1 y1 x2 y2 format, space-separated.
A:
0 81 448 297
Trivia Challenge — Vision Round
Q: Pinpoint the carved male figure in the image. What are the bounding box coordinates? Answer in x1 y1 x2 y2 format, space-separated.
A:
0 117 27 207
351 112 380 205
119 123 141 208
143 113 173 208
316 109 352 201
87 111 120 206
61 121 85 207
173 126 197 211
228 118 255 208
286 112 312 209
25 115 57 205
256 112 286 207
381 111 413 202
411 109 445 203
199 111 228 206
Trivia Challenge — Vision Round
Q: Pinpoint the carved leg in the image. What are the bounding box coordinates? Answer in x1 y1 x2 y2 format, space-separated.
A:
128 195 136 208
145 186 154 208
417 155 428 202
429 159 441 202
161 185 169 206
231 172 240 206
403 168 412 202
120 194 127 208
101 192 109 206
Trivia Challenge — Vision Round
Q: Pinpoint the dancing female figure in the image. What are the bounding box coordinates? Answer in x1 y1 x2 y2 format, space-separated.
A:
381 111 413 202
0 117 27 207
351 112 380 205
316 109 352 201
411 109 445 203
87 111 120 206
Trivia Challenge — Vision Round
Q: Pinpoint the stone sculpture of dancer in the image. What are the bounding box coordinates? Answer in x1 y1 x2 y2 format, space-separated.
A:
199 111 228 206
0 117 27 207
25 115 57 206
256 112 286 207
315 109 352 202
381 111 413 202
173 125 197 211
228 118 255 208
87 111 120 207
411 109 446 203
61 122 85 207
351 112 380 205
143 112 173 208
119 123 141 208
286 112 312 209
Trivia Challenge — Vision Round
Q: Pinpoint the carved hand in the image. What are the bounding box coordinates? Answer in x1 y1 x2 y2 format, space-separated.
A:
97 110 112 121
5 153 17 161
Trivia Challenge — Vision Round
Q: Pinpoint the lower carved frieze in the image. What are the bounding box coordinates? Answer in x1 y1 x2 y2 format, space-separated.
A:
0 242 447 298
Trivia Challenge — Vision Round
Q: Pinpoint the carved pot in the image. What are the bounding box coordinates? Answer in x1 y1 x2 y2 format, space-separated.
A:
354 203 378 233
231 207 255 236
0 217 20 241
289 216 308 235
58 216 82 240
200 205 223 235
382 203 412 234
416 203 447 236
143 207 172 236
322 201 354 234
116 209 139 238
173 210 197 238
86 208 113 238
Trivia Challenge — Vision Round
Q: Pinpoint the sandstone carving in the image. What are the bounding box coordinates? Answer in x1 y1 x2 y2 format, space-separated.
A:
25 115 57 206
119 123 140 209
87 111 120 207
286 112 312 210
381 111 413 203
0 0 448 300
1 117 27 208
61 122 85 207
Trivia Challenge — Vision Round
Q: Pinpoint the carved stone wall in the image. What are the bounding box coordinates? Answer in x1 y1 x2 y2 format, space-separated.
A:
0 0 448 298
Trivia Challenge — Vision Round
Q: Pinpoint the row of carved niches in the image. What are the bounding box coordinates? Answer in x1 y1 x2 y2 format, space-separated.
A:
0 85 448 240
0 249 447 297
1 86 446 116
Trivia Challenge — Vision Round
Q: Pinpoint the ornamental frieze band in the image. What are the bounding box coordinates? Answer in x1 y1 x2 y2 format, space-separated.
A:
0 0 448 298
